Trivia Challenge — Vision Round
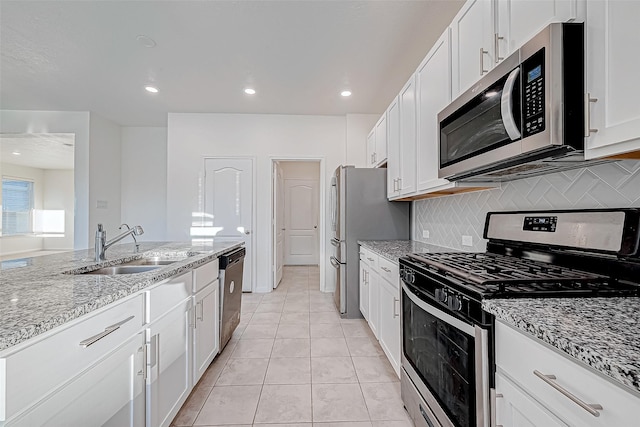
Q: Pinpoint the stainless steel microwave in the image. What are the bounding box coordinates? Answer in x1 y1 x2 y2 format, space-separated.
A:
437 23 604 182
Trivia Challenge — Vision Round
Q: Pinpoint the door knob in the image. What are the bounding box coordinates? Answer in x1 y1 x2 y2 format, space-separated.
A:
314 225 317 229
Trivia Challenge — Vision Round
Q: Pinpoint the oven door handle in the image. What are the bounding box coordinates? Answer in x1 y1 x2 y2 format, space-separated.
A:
501 67 522 141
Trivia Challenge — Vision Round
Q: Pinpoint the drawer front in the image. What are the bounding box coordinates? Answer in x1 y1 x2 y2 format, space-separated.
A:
193 258 219 293
147 271 192 323
495 321 640 426
2 294 144 421
377 256 399 288
361 248 378 269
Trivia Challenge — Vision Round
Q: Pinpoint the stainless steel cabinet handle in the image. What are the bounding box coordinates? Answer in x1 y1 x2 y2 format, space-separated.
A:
585 93 599 136
393 297 399 318
330 256 340 268
381 266 392 273
397 177 402 191
137 345 147 380
367 257 375 262
533 370 603 417
494 33 504 63
79 315 135 348
197 300 204 321
374 152 377 163
480 47 489 75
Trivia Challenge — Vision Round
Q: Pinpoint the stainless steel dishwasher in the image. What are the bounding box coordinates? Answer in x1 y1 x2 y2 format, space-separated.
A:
218 247 245 352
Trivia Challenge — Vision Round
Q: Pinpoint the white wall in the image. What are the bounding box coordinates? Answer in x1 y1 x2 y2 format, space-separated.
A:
346 114 378 167
0 110 90 248
0 163 44 254
167 113 346 293
89 113 122 239
120 127 167 241
42 169 74 250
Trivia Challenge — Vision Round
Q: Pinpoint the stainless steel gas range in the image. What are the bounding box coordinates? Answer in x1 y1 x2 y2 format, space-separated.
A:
399 209 640 427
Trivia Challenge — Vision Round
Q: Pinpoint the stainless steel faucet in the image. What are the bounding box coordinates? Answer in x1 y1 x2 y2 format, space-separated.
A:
95 223 144 262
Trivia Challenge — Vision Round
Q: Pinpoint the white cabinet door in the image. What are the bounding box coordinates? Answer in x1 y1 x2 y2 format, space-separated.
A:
11 333 146 427
399 75 417 196
368 267 380 339
366 129 376 167
586 0 640 159
193 281 219 385
378 278 401 376
495 372 567 427
375 114 388 166
148 297 192 427
359 260 370 321
417 29 453 192
451 0 495 96
387 96 401 199
497 0 577 61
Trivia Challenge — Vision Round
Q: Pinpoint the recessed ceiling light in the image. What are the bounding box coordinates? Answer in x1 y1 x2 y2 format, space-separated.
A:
244 88 256 95
12 151 21 156
145 86 159 93
136 35 157 48
341 90 352 97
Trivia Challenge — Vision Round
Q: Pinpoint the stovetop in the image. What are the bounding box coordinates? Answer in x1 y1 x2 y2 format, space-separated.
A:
403 252 640 299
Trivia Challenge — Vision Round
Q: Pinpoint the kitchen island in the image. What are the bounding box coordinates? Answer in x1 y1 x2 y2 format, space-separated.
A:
0 240 243 426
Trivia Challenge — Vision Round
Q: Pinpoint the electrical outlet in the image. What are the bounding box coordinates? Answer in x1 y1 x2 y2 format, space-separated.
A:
422 230 430 239
462 235 473 247
96 200 108 209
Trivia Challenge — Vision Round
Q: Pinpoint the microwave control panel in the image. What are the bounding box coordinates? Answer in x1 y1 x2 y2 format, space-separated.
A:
522 49 545 138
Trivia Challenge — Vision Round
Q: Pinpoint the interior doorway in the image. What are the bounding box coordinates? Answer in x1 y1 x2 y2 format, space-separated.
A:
272 159 322 290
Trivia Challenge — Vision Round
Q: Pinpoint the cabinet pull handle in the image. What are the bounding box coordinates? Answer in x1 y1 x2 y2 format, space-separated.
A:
381 266 392 273
393 297 400 318
494 33 504 63
533 370 603 417
397 177 402 192
79 315 135 348
137 344 148 380
480 48 489 75
367 257 375 262
585 93 599 136
197 300 204 321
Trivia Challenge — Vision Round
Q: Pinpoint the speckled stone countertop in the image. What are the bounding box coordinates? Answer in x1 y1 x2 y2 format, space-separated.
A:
484 298 640 394
358 240 459 263
0 241 242 352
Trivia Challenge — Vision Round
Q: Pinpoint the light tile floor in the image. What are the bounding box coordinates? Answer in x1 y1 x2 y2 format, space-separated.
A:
172 265 413 427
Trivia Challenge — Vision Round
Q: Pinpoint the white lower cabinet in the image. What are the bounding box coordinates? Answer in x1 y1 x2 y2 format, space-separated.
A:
9 332 146 427
358 246 401 376
192 280 220 384
146 272 193 427
377 276 400 375
495 320 640 427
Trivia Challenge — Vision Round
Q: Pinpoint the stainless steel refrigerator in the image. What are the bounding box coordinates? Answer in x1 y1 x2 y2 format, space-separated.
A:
330 166 410 318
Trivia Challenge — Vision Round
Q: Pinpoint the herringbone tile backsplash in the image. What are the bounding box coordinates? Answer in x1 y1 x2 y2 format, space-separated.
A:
413 160 640 252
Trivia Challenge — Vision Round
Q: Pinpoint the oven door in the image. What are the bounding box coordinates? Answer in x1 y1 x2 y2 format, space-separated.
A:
401 283 490 427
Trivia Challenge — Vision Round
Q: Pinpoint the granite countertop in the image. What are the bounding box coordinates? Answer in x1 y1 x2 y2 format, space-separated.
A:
0 240 242 352
484 298 640 394
358 240 459 263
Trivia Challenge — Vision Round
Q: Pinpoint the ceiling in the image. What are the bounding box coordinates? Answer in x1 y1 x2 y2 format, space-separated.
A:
0 0 464 127
0 133 75 170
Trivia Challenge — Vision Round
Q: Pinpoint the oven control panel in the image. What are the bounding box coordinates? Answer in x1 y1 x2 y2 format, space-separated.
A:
522 49 545 138
523 215 557 232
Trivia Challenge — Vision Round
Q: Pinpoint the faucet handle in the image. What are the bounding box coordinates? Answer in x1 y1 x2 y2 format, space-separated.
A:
97 223 103 232
119 223 131 231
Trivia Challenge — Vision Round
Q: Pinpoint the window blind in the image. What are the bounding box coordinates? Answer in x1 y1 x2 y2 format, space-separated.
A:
2 178 34 235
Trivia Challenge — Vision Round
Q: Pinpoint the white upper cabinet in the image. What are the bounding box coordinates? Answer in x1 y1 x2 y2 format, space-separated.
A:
375 114 388 166
398 75 418 197
585 0 640 159
386 96 401 198
496 0 578 61
451 0 495 96
417 29 453 192
366 129 376 167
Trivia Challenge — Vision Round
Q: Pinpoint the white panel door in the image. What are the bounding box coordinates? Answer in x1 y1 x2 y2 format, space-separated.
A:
204 158 253 292
274 163 285 287
284 179 319 265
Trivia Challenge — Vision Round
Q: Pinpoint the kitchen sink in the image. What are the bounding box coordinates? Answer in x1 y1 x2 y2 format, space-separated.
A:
119 257 184 266
83 265 164 275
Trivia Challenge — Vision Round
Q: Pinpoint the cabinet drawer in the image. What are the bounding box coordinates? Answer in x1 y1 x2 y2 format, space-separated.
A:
147 272 192 323
193 258 219 293
361 248 378 269
377 256 399 288
1 294 144 421
495 321 640 426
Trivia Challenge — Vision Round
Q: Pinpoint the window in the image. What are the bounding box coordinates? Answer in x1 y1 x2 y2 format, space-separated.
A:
2 178 34 236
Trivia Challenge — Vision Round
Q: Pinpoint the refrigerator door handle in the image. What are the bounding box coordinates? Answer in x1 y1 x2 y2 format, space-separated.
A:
330 238 340 247
330 256 341 269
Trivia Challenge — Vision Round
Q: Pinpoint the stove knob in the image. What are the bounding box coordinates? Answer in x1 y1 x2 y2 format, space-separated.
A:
435 288 447 303
409 272 416 284
448 295 462 311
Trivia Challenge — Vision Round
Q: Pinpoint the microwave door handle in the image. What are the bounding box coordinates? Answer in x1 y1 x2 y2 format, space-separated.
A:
501 67 522 140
